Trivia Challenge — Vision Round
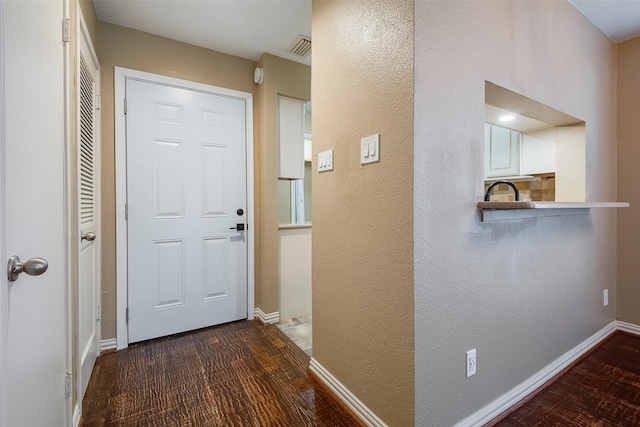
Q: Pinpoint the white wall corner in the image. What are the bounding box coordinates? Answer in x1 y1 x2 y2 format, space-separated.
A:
454 321 618 427
309 358 388 427
254 308 280 325
100 338 117 353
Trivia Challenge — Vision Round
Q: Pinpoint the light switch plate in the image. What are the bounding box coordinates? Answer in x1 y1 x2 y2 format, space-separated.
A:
361 134 380 165
318 149 334 172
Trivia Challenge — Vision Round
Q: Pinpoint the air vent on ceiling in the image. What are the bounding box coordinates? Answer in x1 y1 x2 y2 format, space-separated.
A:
286 34 312 58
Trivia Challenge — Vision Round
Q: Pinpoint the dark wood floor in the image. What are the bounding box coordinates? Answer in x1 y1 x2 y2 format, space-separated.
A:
490 331 640 426
81 320 364 427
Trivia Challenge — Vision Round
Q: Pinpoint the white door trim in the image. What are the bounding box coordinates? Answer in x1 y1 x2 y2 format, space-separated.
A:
62 0 73 424
75 6 100 422
114 67 255 350
0 2 6 426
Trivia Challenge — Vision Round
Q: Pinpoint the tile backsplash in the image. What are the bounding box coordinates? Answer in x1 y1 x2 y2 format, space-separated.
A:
484 174 555 202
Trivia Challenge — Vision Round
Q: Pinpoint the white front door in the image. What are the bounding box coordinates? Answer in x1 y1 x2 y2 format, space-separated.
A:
77 12 100 404
126 79 248 343
1 1 69 426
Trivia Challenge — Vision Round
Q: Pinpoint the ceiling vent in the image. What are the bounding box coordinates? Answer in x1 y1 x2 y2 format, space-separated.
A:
286 34 312 58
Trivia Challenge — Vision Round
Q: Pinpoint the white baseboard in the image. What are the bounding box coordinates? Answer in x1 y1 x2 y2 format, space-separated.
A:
309 358 387 427
617 321 640 335
100 338 117 353
454 320 618 427
254 308 279 325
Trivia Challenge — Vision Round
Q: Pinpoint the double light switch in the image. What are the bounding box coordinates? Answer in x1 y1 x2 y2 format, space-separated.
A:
361 134 380 165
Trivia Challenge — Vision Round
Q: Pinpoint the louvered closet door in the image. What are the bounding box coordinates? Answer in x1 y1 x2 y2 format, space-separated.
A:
78 39 100 402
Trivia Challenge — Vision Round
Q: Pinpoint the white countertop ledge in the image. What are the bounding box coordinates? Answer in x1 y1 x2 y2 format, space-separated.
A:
278 223 312 230
478 201 630 210
477 201 630 222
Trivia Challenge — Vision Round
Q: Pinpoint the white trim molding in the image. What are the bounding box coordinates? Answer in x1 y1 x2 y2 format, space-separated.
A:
100 339 117 353
72 405 81 427
616 321 640 336
309 358 387 427
0 3 6 427
254 308 279 325
454 321 619 426
114 67 255 350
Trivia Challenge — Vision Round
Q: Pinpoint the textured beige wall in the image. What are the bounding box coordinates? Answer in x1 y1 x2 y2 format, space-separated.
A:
97 22 257 339
312 1 414 426
556 124 586 202
617 36 640 325
415 2 617 425
255 53 310 313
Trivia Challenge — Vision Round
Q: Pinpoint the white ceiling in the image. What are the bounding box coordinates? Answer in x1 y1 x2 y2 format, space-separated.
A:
569 0 640 43
485 104 553 133
93 0 312 65
92 0 640 70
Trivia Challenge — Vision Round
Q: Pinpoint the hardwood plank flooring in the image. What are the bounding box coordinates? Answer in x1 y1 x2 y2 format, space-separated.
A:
490 331 640 426
81 320 364 427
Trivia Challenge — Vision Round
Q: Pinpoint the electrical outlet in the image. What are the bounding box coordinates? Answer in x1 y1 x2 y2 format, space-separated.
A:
466 349 476 378
604 289 609 307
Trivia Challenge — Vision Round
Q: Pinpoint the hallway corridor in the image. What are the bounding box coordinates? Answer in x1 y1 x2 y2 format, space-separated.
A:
81 320 362 426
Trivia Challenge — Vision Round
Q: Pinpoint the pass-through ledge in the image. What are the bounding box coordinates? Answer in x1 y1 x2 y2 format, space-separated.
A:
477 201 629 222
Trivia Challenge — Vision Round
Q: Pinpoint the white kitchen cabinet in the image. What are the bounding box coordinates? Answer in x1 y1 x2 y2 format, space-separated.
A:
521 127 556 175
278 96 305 179
485 123 520 178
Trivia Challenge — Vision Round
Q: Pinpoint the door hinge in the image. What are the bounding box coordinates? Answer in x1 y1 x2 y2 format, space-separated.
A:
126 308 130 323
97 305 101 321
64 372 72 398
125 203 128 220
96 94 102 111
62 19 70 43
124 98 127 115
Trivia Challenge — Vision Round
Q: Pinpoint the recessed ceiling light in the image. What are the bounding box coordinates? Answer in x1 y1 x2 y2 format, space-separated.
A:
499 115 515 122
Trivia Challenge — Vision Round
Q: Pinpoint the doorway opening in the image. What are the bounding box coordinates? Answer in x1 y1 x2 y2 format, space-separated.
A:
277 100 312 356
113 68 255 350
484 81 586 203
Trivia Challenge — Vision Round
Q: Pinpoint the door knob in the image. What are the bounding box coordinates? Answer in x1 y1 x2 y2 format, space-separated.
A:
7 255 49 282
81 232 96 242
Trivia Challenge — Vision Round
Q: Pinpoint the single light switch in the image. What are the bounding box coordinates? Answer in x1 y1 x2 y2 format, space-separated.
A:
362 142 370 159
361 134 380 165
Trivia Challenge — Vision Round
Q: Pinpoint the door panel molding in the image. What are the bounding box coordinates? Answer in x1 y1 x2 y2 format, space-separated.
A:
114 67 255 350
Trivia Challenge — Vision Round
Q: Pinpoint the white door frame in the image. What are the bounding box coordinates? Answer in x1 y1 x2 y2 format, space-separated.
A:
114 67 255 350
75 5 100 421
0 1 7 426
62 0 73 424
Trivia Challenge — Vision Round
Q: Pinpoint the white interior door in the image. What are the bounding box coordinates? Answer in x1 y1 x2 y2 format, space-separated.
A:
77 12 100 405
126 79 248 343
1 1 69 426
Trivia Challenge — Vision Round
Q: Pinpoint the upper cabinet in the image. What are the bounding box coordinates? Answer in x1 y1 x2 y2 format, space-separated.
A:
484 123 520 178
278 96 305 180
520 128 556 175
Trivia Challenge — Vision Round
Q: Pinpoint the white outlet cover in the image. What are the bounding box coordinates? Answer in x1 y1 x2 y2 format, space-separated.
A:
604 289 609 306
466 349 477 378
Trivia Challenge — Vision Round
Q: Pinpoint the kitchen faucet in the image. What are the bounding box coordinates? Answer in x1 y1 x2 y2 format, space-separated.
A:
484 180 520 201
